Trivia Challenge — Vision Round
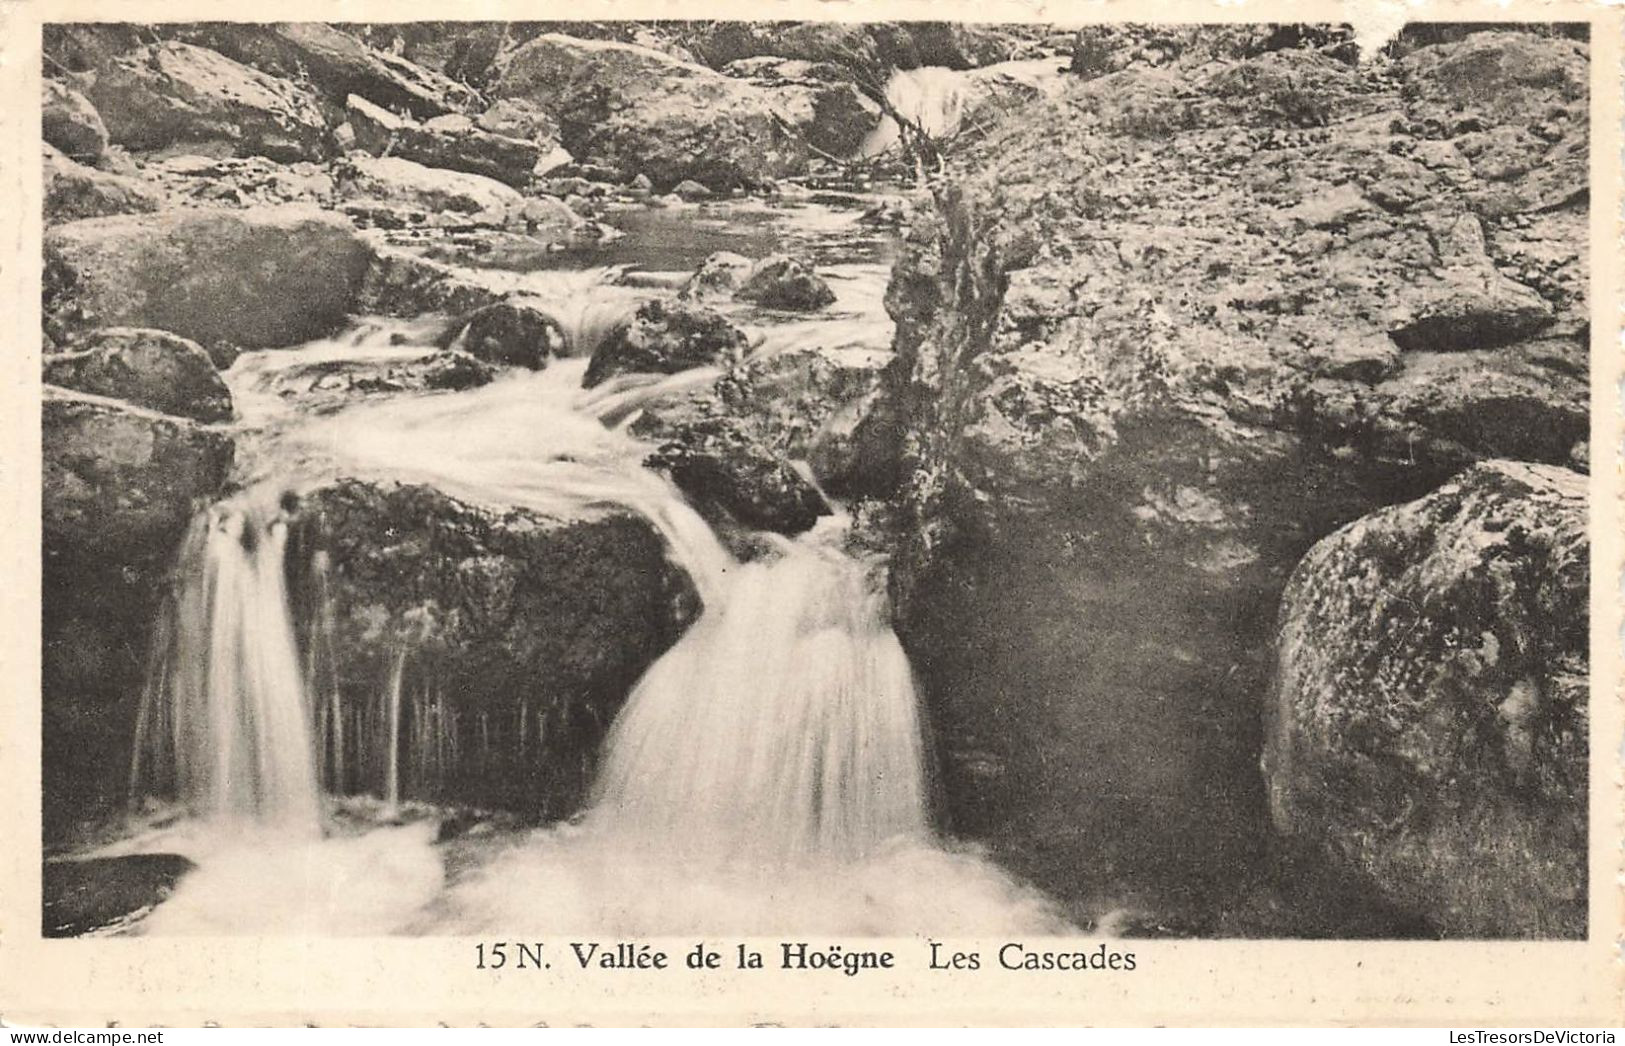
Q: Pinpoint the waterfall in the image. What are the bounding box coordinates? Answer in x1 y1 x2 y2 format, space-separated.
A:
589 532 928 861
130 490 323 836
116 298 1062 933
380 647 407 815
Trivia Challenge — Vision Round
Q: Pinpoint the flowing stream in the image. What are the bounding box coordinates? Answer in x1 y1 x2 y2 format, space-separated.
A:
96 197 1066 937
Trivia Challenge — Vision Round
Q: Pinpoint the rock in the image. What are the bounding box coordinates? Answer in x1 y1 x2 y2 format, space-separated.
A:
735 254 837 311
335 154 525 226
43 145 161 223
43 78 108 163
644 417 830 535
670 179 713 200
355 244 517 318
261 350 495 412
877 29 1586 926
44 327 233 423
1388 265 1554 351
44 205 370 348
144 154 337 209
43 390 235 560
43 855 196 937
42 391 234 838
475 97 559 143
686 21 1035 78
491 34 810 191
720 57 882 157
289 478 695 816
169 22 477 120
345 94 543 189
582 299 749 388
1265 461 1587 938
441 298 568 369
76 42 329 162
1399 33 1588 216
680 251 754 301
516 195 582 231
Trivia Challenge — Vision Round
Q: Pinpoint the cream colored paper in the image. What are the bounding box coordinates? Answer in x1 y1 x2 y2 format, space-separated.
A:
2 0 1620 1027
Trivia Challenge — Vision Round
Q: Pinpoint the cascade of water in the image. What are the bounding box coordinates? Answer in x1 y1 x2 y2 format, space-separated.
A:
381 647 408 814
130 490 324 836
587 524 929 862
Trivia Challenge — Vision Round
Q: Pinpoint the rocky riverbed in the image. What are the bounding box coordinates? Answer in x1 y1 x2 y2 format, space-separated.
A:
40 21 1590 939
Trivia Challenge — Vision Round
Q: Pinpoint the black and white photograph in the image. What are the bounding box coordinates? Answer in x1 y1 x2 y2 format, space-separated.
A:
18 5 1613 1015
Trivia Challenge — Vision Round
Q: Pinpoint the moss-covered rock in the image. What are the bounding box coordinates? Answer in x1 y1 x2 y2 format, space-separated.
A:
290 479 696 817
1265 460 1587 938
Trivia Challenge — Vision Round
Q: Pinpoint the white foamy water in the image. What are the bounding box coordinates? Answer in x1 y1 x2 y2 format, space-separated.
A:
110 203 1067 937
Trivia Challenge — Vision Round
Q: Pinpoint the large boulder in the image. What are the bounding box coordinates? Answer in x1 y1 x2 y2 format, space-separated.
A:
44 327 233 423
289 479 696 816
44 205 370 348
490 34 811 191
355 244 517 318
720 57 882 157
345 95 544 189
43 77 108 164
583 299 749 388
43 145 161 223
75 41 330 162
168 22 478 120
334 154 526 227
1265 461 1588 938
878 31 1587 927
42 392 234 839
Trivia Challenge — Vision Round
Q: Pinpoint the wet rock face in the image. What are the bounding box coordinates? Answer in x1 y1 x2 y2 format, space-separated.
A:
291 479 697 817
44 327 233 423
75 41 330 162
583 299 749 388
42 393 235 839
883 31 1588 923
43 78 109 163
491 34 810 191
44 145 161 224
44 205 370 348
1265 461 1588 938
345 95 542 189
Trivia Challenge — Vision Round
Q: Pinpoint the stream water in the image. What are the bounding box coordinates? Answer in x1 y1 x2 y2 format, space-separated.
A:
84 192 1070 937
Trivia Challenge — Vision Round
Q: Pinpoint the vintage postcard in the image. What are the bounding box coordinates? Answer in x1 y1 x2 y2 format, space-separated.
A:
0 0 1619 1027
